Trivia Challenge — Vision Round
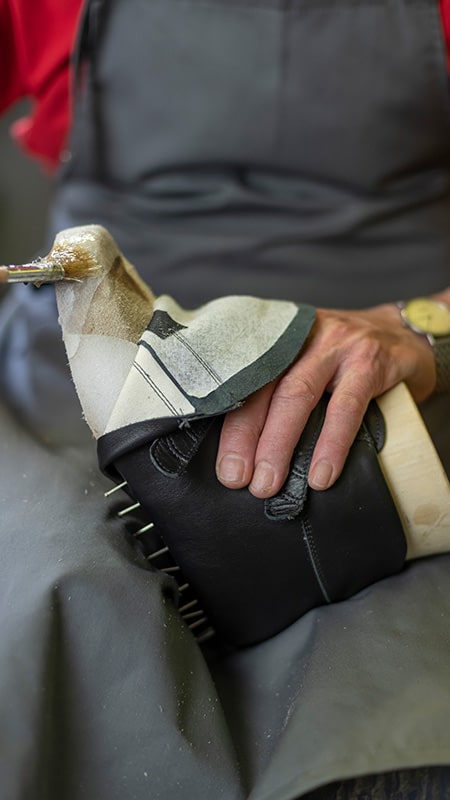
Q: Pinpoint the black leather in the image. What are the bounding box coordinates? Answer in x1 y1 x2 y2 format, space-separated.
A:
98 397 406 647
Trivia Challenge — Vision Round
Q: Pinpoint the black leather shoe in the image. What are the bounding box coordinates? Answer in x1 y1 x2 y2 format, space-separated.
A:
98 394 406 647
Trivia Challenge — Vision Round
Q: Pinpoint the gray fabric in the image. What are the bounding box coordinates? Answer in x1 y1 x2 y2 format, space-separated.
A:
1 397 450 800
0 401 241 800
0 284 89 446
53 0 450 307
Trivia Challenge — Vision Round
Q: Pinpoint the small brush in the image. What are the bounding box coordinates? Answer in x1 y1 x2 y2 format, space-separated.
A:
0 242 103 286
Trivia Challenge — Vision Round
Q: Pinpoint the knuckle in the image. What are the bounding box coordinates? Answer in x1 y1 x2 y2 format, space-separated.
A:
337 390 367 421
326 435 350 459
276 370 317 404
223 416 262 443
355 339 385 366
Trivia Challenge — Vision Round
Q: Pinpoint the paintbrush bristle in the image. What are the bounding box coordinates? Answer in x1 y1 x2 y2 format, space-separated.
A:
47 243 104 281
2 225 121 285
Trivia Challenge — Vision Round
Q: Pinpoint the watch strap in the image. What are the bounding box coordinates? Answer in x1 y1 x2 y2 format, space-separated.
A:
434 336 450 393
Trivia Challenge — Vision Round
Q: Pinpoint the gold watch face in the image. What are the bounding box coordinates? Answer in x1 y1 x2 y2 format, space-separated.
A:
401 298 450 337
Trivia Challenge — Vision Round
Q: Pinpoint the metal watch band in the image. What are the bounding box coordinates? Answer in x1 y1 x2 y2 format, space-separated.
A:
434 336 450 394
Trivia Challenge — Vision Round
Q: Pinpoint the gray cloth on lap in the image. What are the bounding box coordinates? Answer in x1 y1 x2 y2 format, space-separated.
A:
1 394 450 800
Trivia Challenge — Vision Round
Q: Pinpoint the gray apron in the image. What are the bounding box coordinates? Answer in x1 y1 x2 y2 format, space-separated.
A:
0 0 450 797
55 0 450 308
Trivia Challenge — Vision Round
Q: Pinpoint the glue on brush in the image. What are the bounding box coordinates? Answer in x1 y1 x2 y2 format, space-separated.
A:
0 239 104 285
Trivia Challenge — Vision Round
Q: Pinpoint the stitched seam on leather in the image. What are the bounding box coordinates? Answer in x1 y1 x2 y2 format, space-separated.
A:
362 402 385 451
277 463 309 508
372 408 384 451
183 423 210 451
165 435 189 465
301 516 332 604
166 433 197 464
150 420 212 476
150 441 180 477
265 443 314 518
152 434 197 474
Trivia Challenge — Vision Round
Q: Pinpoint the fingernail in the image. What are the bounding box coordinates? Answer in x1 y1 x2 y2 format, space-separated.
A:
309 460 333 490
250 461 275 495
217 455 246 485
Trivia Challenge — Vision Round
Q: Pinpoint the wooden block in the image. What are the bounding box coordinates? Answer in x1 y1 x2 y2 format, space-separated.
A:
377 382 450 560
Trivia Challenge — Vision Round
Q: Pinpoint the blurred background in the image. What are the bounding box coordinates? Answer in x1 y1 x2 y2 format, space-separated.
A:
0 101 52 274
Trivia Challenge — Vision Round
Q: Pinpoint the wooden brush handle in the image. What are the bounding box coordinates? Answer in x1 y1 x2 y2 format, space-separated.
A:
377 382 450 560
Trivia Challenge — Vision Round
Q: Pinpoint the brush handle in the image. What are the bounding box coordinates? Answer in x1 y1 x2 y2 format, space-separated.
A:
0 262 66 284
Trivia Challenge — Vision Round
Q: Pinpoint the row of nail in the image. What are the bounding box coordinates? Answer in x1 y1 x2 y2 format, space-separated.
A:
104 479 215 641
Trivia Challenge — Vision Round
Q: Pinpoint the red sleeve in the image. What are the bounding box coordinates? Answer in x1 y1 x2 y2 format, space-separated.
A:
1 0 450 171
0 0 83 171
441 0 450 72
0 0 25 112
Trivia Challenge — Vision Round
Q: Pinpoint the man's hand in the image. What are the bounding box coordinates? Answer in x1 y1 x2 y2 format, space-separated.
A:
215 303 437 497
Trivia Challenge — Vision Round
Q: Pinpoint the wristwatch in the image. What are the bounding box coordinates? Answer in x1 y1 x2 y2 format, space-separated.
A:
398 296 450 393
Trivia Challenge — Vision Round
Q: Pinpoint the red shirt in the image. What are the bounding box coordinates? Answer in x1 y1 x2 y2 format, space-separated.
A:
0 0 82 171
1 0 450 173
